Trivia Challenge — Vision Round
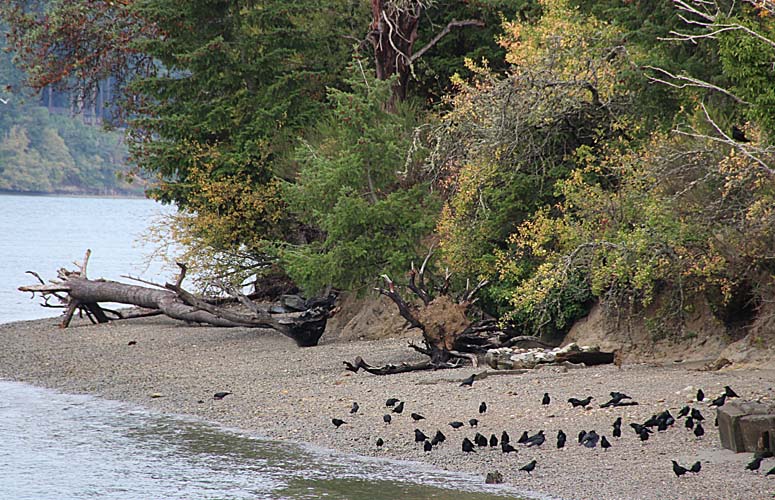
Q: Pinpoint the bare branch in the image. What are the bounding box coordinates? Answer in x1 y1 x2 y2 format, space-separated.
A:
643 66 749 104
410 19 485 63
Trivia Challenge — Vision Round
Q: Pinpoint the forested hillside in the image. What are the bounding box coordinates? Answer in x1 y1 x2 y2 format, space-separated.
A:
0 24 140 196
3 0 773 343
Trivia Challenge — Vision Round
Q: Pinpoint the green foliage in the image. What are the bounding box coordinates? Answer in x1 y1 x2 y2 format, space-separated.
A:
285 67 440 293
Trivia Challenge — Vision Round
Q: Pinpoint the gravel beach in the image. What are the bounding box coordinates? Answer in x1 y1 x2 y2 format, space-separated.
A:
1 316 773 500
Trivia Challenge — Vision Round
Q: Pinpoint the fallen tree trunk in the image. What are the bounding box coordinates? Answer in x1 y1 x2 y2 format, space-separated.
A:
19 251 335 347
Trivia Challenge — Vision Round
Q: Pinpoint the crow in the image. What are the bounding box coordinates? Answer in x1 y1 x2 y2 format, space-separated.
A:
689 461 701 473
696 389 705 402
518 431 530 444
643 414 660 428
672 460 689 477
766 466 775 476
578 430 587 444
332 418 346 428
410 412 425 422
568 396 593 408
474 432 488 447
685 417 694 430
694 423 705 438
678 406 690 418
392 401 405 414
501 441 517 453
526 430 546 447
746 456 763 472
213 391 231 400
612 417 622 438
630 423 652 435
638 428 650 442
690 408 704 421
415 429 429 442
386 398 400 407
610 391 632 400
501 430 510 445
449 421 465 429
376 437 384 447
520 460 537 475
424 440 432 452
469 418 479 428
601 435 611 451
383 414 392 424
600 392 633 408
724 385 739 398
490 434 499 447
557 430 566 449
479 401 487 414
350 402 359 414
732 125 750 143
542 393 551 405
581 430 599 448
710 394 727 408
431 430 446 445
462 437 476 453
460 374 475 387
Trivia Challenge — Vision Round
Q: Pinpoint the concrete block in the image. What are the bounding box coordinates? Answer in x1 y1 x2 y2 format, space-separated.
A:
718 401 775 453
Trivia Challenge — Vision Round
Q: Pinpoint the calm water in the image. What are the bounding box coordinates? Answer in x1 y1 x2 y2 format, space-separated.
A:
0 381 523 500
0 194 525 499
0 193 176 323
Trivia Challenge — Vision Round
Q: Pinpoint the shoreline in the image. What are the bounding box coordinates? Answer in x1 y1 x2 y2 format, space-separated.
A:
1 316 773 500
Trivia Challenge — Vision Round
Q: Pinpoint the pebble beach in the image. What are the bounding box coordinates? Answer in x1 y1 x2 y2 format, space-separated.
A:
1 316 773 500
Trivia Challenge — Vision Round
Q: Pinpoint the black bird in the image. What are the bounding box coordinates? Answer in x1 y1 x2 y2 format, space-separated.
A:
557 430 566 449
766 466 775 476
612 417 622 438
501 441 517 453
415 429 429 442
746 456 763 472
518 431 530 444
423 440 432 452
501 431 510 445
520 460 537 475
462 437 476 453
600 392 634 408
694 422 705 438
630 423 652 436
392 401 405 414
690 408 704 421
213 391 231 400
568 396 593 408
332 418 347 428
490 434 499 447
460 374 475 387
643 414 660 428
386 398 400 407
526 430 546 447
431 430 446 445
732 125 750 143
678 406 690 418
672 460 689 477
710 394 727 407
383 414 392 424
350 402 359 414
610 391 632 400
745 457 762 471
657 419 669 432
697 389 705 401
410 412 425 421
690 461 701 473
601 435 611 451
542 393 551 405
449 421 465 429
479 401 487 414
474 432 488 447
724 386 739 398
469 418 479 428
638 427 650 442
578 430 587 444
581 430 600 448
376 437 384 448
685 417 694 430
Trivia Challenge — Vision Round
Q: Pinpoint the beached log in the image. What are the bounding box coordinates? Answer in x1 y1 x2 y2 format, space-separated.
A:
344 249 504 375
19 251 335 347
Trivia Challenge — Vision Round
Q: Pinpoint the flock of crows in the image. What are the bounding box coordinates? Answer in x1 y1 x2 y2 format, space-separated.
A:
324 378 775 480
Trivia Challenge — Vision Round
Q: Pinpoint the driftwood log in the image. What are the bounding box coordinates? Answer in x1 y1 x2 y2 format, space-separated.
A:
19 250 335 347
